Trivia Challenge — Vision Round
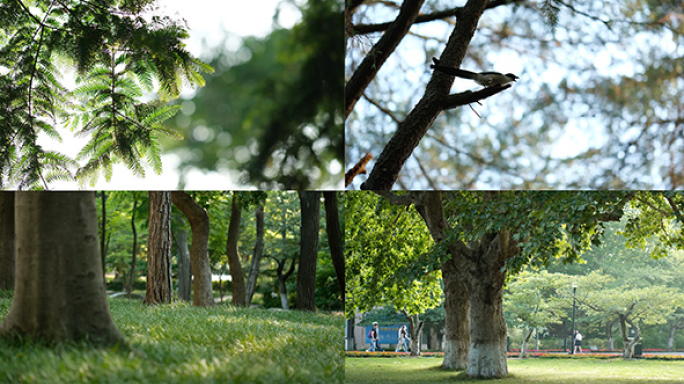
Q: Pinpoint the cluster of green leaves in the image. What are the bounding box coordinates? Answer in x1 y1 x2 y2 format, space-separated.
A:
0 0 211 189
0 298 344 383
345 192 442 320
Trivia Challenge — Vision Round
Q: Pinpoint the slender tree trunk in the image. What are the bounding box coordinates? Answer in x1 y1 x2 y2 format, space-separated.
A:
245 205 265 306
296 191 320 311
520 328 534 358
606 319 616 351
0 192 123 345
403 311 424 356
0 192 15 290
441 257 469 370
276 257 296 309
100 191 107 279
144 191 172 305
226 196 245 306
127 197 138 298
323 192 345 303
171 192 214 307
174 219 192 302
668 321 676 352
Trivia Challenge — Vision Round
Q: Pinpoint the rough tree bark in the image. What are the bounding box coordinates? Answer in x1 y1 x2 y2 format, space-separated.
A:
171 191 214 307
245 205 265 307
0 192 123 345
323 191 345 304
100 191 107 278
174 219 192 302
0 192 15 290
441 257 470 370
144 191 173 305
226 196 246 306
296 191 321 311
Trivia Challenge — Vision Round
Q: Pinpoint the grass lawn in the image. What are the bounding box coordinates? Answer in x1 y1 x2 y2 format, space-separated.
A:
0 293 343 383
345 356 684 384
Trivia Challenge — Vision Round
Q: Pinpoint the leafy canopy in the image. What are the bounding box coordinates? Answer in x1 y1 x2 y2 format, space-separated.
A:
0 0 212 189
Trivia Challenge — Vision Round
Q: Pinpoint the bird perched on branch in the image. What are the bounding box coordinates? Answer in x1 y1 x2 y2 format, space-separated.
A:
430 57 518 87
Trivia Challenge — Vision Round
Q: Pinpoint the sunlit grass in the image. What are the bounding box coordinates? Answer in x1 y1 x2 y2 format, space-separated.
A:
345 356 684 383
0 293 343 383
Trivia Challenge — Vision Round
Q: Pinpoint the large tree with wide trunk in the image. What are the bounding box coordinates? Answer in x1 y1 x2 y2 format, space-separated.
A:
144 191 173 305
0 192 14 291
363 191 630 377
0 192 123 345
171 192 214 307
296 191 321 311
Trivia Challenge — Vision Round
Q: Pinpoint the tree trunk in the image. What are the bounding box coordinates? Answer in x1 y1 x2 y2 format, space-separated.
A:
520 328 534 358
606 319 616 351
171 192 214 307
100 191 107 279
226 196 245 306
245 205 265 306
0 192 15 290
127 197 138 298
441 257 469 370
467 269 508 378
668 320 676 352
144 191 173 305
174 219 192 302
0 192 123 345
276 257 296 309
323 191 345 303
296 191 320 311
403 311 424 356
621 315 640 358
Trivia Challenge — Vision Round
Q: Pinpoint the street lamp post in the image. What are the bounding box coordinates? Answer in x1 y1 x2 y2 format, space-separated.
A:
571 283 577 355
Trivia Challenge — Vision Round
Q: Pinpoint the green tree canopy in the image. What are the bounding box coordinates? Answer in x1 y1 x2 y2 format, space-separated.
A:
0 0 211 189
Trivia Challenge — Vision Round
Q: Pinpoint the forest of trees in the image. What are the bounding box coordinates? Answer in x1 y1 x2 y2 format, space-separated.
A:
0 190 344 344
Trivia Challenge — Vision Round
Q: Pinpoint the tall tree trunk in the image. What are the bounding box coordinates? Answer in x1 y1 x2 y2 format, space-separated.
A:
0 192 15 290
245 205 265 306
620 315 640 358
144 191 173 305
226 196 245 306
127 197 138 298
100 191 107 278
296 191 320 311
174 218 192 302
668 321 676 352
323 192 345 303
171 192 214 307
0 192 123 345
441 257 469 370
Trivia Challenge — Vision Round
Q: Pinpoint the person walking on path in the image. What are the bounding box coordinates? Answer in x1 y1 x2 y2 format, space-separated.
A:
366 322 384 352
574 330 583 354
395 324 411 352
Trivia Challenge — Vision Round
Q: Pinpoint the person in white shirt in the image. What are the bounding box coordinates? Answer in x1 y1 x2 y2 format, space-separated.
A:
574 330 583 354
395 325 411 352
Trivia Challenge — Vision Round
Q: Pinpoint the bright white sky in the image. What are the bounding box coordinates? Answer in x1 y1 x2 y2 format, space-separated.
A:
46 0 302 190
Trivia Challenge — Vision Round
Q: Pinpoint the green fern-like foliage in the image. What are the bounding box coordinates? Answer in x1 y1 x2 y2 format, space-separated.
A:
0 0 212 189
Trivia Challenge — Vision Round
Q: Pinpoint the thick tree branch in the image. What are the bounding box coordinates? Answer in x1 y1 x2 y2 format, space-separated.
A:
345 0 426 118
361 0 491 190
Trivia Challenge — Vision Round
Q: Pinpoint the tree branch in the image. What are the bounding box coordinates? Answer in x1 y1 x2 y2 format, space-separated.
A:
345 0 426 119
439 85 511 110
361 0 492 190
345 152 374 187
